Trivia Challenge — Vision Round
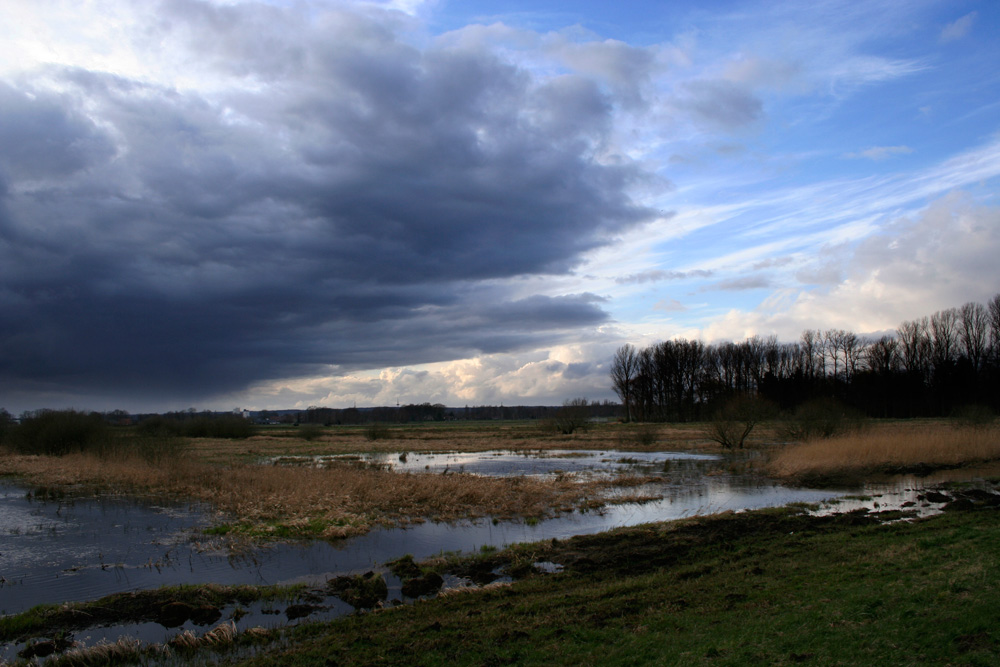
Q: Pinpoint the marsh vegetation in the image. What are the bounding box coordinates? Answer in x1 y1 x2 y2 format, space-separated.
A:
3 414 1000 664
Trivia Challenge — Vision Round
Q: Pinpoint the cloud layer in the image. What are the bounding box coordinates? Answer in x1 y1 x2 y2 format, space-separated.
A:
0 1 657 408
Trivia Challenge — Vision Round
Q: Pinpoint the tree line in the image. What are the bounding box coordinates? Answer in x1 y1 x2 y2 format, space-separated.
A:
610 294 1000 422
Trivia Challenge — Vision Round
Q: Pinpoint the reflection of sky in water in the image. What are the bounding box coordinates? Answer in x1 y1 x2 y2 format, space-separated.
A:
271 449 720 478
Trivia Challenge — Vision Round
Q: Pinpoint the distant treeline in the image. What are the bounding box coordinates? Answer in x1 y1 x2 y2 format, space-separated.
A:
611 294 1000 422
296 401 620 425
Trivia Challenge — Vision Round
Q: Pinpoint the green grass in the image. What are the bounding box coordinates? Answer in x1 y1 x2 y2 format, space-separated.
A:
0 584 307 642
230 505 1000 666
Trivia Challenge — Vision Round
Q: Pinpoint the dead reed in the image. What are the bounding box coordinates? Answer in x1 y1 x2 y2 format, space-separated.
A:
767 422 1000 482
0 446 603 539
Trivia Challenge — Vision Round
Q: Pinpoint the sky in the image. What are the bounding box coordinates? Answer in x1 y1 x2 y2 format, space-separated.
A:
1 0 998 414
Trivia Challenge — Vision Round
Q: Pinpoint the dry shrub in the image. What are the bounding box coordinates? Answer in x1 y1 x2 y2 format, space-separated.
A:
767 422 1000 481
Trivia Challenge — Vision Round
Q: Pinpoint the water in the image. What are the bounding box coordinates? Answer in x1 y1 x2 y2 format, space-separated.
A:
0 450 854 658
269 449 718 478
0 451 842 617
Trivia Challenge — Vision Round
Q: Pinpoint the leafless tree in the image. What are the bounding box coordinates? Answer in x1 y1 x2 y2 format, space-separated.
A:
609 344 638 422
959 301 989 371
930 308 959 366
864 335 899 375
801 329 822 380
989 293 1000 363
897 317 931 376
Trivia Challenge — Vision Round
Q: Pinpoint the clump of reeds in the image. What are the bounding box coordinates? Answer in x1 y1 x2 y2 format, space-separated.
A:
767 422 1000 482
48 637 153 667
168 621 238 651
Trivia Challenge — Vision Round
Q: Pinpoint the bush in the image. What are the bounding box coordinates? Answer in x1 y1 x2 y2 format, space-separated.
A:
779 398 865 442
10 410 112 455
298 424 324 441
364 423 391 441
708 395 776 449
619 423 658 448
0 408 13 445
136 415 183 438
544 398 591 435
952 404 996 429
138 415 255 439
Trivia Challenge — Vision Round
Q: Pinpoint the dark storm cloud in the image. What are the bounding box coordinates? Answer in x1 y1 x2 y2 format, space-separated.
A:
0 2 657 408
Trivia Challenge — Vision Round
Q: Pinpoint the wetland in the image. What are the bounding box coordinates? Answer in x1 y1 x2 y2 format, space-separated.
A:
2 419 999 664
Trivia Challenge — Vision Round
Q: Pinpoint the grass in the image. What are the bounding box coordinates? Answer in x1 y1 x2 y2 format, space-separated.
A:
0 447 615 538
223 502 1000 666
0 420 737 540
768 422 1000 484
0 583 305 642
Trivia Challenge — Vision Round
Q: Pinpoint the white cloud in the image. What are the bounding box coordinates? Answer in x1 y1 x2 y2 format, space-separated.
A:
701 192 1000 341
940 11 977 43
844 145 914 161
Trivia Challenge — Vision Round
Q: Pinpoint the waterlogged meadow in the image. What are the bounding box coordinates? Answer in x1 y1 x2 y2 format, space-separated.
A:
2 416 1000 663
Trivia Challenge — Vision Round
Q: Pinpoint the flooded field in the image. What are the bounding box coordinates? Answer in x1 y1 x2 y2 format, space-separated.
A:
2 446 986 661
268 448 719 478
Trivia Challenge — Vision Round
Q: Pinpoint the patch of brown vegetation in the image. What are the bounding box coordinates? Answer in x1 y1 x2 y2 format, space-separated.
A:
767 422 1000 483
0 446 614 538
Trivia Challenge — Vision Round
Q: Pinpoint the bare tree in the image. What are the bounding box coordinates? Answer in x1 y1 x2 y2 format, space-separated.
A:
824 329 845 381
988 294 1000 364
864 335 899 375
959 301 989 371
897 317 931 377
930 308 959 366
842 330 861 385
610 344 638 422
801 329 822 380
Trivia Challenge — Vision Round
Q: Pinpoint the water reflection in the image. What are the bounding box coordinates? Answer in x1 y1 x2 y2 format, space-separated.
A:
268 449 719 478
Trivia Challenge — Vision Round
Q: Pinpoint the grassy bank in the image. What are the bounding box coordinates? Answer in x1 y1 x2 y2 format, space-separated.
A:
768 422 1000 484
217 495 1000 666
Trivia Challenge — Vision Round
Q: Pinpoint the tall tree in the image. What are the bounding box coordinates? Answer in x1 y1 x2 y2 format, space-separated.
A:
609 344 639 422
959 301 989 372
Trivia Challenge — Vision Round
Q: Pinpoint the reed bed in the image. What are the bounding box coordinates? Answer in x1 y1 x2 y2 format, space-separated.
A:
767 422 1000 482
0 447 605 539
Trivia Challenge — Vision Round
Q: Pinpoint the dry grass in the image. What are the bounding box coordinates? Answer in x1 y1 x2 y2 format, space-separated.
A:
0 421 729 539
0 446 609 539
767 422 1000 482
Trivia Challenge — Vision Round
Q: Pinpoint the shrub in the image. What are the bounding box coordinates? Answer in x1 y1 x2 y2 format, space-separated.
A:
364 423 391 441
0 408 13 445
779 397 865 442
136 415 183 438
11 410 111 455
544 398 591 435
952 404 996 429
139 415 255 439
298 424 324 441
708 395 776 449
